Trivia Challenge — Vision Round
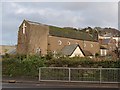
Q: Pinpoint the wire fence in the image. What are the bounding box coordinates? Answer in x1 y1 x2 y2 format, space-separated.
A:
39 67 120 83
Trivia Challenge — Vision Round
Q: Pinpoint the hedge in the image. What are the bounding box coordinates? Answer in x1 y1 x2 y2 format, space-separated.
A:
2 54 120 77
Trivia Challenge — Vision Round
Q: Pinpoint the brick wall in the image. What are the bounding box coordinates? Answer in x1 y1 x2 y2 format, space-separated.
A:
48 36 100 55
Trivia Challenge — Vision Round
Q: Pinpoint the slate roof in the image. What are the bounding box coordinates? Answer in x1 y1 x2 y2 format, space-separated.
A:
82 50 93 56
61 44 93 56
49 26 96 42
25 20 43 25
25 20 97 42
61 44 81 56
100 46 108 49
101 39 110 45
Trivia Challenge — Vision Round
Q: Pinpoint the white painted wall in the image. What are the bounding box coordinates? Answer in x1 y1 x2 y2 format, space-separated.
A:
98 36 111 39
70 46 84 57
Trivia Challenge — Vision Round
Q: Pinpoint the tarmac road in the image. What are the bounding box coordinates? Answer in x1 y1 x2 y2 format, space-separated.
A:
2 81 120 88
2 76 120 90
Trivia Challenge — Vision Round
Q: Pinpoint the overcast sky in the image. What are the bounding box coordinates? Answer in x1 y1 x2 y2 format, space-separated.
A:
1 2 118 45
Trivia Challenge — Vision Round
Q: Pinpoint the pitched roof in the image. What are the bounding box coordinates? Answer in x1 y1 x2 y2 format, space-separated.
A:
101 39 110 45
61 44 82 56
61 44 93 56
100 46 108 49
82 50 93 56
25 20 45 26
49 26 97 42
24 20 97 42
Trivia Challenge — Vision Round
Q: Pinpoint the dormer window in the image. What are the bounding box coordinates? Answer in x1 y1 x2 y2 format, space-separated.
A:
58 40 62 45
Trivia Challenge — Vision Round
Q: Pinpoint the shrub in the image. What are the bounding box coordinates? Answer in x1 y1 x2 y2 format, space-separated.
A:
2 54 120 78
2 55 46 77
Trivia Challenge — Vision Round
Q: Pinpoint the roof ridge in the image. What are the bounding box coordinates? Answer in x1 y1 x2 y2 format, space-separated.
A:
25 19 43 25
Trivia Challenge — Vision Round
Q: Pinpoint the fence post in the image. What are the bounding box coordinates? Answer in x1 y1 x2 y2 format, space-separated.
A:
100 68 102 83
39 68 41 81
69 68 71 82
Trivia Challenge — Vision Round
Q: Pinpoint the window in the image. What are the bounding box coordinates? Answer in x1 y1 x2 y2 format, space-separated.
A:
91 44 93 48
36 47 41 54
58 40 62 45
76 42 78 44
67 41 70 45
100 49 107 56
84 43 86 47
53 51 56 54
22 23 27 34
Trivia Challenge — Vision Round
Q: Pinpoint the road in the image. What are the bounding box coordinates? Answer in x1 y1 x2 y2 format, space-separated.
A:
2 82 120 88
2 83 48 88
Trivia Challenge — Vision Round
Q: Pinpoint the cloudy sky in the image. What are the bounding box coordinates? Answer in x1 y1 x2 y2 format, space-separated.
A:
1 2 118 45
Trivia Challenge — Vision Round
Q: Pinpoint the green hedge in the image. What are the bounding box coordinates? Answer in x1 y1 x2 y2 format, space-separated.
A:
46 57 120 68
2 55 46 77
2 54 120 77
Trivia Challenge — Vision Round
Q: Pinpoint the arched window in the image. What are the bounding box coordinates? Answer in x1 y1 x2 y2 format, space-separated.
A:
84 43 86 47
67 41 70 45
53 51 56 54
58 40 62 45
76 42 78 44
91 44 93 48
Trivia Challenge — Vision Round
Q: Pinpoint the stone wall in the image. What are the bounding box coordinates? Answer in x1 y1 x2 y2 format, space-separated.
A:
28 24 49 55
17 20 49 55
17 20 30 54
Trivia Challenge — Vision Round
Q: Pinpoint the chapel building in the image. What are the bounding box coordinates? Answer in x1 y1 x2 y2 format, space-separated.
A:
17 20 100 57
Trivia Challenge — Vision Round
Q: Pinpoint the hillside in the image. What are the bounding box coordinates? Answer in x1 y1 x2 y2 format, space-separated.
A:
79 27 120 37
94 27 120 37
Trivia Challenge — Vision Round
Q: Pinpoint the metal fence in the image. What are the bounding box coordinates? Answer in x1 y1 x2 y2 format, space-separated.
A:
39 67 120 83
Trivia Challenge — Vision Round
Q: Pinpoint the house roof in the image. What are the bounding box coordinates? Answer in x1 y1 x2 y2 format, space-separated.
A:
61 44 93 56
103 33 112 37
100 38 117 45
49 26 97 42
100 46 108 49
25 20 43 25
61 44 82 56
101 39 110 45
82 50 93 56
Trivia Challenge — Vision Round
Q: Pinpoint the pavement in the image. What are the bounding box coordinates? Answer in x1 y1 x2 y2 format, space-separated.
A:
2 76 120 88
